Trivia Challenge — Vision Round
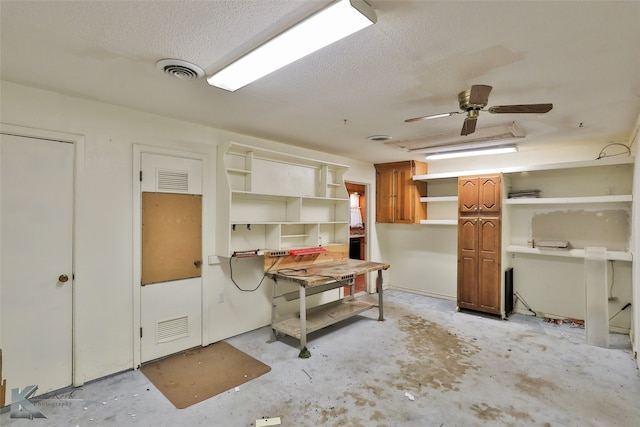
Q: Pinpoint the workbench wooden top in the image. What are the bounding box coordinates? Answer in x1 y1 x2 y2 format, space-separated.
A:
266 258 390 287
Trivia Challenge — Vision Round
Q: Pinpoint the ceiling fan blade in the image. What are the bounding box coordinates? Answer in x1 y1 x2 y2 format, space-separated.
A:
488 103 553 114
468 85 492 105
461 117 477 136
405 111 460 123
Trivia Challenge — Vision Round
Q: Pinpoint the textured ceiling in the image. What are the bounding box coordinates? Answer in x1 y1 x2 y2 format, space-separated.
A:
1 1 639 163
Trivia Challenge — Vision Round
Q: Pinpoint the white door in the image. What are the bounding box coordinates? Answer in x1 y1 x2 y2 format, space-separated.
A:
140 153 203 363
0 134 74 402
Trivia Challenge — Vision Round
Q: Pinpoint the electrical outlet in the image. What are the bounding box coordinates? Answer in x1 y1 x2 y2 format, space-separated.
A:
268 250 288 257
218 293 224 303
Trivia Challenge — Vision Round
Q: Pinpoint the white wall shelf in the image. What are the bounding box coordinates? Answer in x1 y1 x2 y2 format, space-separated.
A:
506 245 632 262
417 177 458 224
413 156 635 182
419 219 458 225
505 195 632 205
217 142 350 256
420 196 458 203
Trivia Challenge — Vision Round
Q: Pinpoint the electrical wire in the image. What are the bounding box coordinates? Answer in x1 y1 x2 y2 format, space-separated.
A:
609 303 632 321
596 142 631 160
229 255 278 292
608 260 615 299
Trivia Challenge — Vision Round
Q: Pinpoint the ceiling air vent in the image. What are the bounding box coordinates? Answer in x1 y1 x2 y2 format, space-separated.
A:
155 59 204 81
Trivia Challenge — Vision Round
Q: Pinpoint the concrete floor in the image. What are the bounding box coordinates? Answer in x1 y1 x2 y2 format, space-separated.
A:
2 290 639 426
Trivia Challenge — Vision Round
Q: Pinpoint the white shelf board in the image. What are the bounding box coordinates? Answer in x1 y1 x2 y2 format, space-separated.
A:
227 141 350 169
230 221 348 225
413 156 635 181
420 196 458 203
419 219 458 225
272 299 375 339
505 195 632 205
226 168 251 174
231 190 347 201
506 245 632 261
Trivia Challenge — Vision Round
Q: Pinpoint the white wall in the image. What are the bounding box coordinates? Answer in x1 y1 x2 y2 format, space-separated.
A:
630 119 640 366
0 81 377 385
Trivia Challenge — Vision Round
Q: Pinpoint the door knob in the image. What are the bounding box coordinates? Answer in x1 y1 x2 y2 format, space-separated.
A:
58 274 69 283
194 260 202 268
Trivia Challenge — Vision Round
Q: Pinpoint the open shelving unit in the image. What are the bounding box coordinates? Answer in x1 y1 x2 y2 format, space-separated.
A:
217 142 350 257
417 177 458 225
411 155 634 322
504 158 633 261
413 157 634 260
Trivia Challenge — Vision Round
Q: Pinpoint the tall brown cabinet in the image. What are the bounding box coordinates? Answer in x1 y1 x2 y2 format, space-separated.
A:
457 174 502 315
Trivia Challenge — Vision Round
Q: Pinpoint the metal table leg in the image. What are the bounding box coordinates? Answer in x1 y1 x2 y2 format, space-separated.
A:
299 284 307 348
377 269 384 321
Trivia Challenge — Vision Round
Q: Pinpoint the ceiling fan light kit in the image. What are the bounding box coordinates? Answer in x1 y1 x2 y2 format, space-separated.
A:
207 0 376 91
405 84 553 136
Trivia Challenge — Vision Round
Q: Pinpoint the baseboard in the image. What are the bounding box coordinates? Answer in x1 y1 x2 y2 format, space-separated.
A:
387 285 456 302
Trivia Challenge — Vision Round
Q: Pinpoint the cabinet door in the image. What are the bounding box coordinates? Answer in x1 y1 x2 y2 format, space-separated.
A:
458 177 479 213
457 217 479 310
394 164 417 223
376 166 395 223
477 217 501 314
478 175 502 214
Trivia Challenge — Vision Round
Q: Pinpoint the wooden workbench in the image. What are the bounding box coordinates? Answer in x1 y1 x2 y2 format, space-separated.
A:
265 257 390 354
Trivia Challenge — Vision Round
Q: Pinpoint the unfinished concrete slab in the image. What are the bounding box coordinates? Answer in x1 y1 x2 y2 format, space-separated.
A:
2 290 638 426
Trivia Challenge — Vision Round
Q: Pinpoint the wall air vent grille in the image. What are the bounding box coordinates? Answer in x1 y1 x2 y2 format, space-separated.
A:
156 315 189 343
157 169 189 192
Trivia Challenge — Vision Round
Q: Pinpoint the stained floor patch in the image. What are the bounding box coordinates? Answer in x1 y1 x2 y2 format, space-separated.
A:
515 372 558 398
394 313 479 392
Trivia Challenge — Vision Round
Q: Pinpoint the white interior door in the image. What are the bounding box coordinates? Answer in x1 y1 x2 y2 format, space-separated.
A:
1 134 74 402
140 153 203 363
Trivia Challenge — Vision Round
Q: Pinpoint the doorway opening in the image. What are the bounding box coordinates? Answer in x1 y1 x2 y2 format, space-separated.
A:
345 182 367 296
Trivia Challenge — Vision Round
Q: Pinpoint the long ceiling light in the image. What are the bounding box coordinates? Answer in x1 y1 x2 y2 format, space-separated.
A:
386 122 525 153
425 145 518 160
208 0 377 92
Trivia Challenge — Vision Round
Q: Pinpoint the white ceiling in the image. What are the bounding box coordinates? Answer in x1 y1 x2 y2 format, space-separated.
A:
1 1 639 164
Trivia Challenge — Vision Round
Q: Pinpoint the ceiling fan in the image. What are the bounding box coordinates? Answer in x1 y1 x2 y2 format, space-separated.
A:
405 85 553 136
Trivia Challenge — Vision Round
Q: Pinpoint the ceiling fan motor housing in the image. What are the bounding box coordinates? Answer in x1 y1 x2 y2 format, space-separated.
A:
458 88 488 112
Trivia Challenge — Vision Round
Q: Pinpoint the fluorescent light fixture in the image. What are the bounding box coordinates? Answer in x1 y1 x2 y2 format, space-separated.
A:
425 145 518 160
208 0 376 91
386 122 525 153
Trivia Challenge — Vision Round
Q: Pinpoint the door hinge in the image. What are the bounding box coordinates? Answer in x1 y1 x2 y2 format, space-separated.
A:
140 327 143 338
139 171 143 182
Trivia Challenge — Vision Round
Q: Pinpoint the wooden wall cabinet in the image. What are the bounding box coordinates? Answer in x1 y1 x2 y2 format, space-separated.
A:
375 161 427 224
457 174 502 316
458 175 502 214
